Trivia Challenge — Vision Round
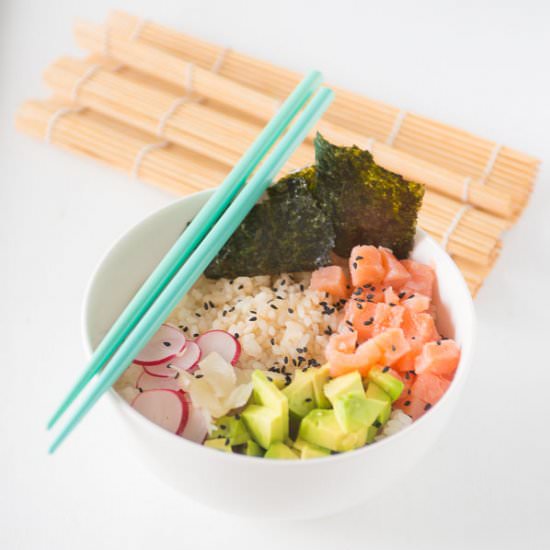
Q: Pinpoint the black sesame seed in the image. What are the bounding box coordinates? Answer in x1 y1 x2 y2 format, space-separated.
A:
137 387 144 393
305 398 313 403
404 372 410 380
363 317 374 326
398 291 406 299
270 304 278 310
356 255 364 260
238 284 244 290
382 366 390 373
411 336 416 340
280 280 286 286
407 294 415 299
352 262 358 269
195 313 201 318
234 414 241 420
219 424 227 430
404 400 411 407
276 295 283 300
203 302 209 310
249 316 257 322
300 284 305 292
195 374 204 379
222 311 227 317
345 320 353 326
373 420 382 428
270 338 275 345
174 372 180 379
234 333 239 339
424 403 432 411
288 308 294 314
225 438 230 446
267 376 273 382
193 333 199 338
209 301 215 308
367 294 374 300
391 345 396 352
284 357 289 364
389 302 396 307
249 310 257 314
162 341 171 347
436 340 442 346
356 303 363 309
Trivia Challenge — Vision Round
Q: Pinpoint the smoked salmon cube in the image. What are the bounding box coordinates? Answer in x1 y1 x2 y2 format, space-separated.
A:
349 245 384 287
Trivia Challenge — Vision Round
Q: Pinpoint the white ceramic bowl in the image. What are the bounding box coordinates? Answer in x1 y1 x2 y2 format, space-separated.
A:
83 190 475 520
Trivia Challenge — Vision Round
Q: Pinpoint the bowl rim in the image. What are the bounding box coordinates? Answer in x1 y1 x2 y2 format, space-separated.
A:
82 190 476 467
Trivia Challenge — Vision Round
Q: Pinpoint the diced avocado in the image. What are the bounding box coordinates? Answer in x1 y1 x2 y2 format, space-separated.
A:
204 438 232 453
309 364 332 408
299 441 331 459
332 393 384 432
366 424 378 444
241 404 284 449
244 439 265 457
323 371 365 404
283 376 316 420
264 442 299 460
251 370 289 440
365 383 392 424
291 437 308 452
209 415 250 446
367 369 404 402
298 409 367 452
265 371 287 389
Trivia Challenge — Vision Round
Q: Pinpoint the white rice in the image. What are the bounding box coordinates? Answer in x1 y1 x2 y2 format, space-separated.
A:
376 409 413 440
165 273 341 372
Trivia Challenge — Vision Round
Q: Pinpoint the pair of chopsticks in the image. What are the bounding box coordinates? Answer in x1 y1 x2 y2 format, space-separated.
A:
48 69 333 453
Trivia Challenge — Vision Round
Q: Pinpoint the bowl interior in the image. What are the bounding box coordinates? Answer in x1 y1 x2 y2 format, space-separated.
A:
83 190 475 438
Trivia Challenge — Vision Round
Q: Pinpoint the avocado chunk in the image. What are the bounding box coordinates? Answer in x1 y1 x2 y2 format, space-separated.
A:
299 441 331 459
323 371 365 403
367 369 404 402
307 364 332 408
282 375 316 420
264 442 299 460
365 382 392 424
332 393 385 432
244 439 265 457
298 409 367 452
241 404 284 449
204 438 232 453
251 370 289 440
209 415 250 445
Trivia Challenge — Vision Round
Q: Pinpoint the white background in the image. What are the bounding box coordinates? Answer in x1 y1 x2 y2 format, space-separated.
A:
2 1 549 548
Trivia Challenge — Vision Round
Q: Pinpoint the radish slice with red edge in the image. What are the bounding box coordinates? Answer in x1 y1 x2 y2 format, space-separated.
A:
131 389 189 434
143 362 178 378
136 371 181 391
195 330 241 366
171 341 202 372
134 324 186 366
180 399 209 443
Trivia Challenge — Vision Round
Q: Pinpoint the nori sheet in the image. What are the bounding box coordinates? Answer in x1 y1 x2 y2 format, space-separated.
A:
205 167 335 279
311 133 424 258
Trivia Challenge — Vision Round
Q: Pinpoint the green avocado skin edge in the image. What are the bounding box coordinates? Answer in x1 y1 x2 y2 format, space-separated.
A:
205 134 424 279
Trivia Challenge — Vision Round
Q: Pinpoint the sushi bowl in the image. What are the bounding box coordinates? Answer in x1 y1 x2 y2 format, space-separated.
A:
83 189 475 520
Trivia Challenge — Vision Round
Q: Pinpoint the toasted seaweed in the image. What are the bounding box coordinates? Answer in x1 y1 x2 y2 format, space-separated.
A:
205 167 335 279
311 133 424 258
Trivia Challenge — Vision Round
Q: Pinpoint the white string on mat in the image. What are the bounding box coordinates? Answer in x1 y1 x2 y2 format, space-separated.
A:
386 110 407 146
461 176 472 203
479 143 502 184
131 141 168 180
45 106 84 145
156 96 194 137
441 204 471 251
211 46 231 74
130 18 148 41
71 64 102 102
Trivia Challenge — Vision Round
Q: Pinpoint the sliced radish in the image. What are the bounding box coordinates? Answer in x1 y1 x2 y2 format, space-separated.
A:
171 341 202 372
136 371 181 391
180 400 209 443
143 362 178 378
131 389 189 434
134 324 187 366
195 330 241 366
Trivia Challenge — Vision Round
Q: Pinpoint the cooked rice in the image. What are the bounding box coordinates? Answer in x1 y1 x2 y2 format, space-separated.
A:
165 273 340 372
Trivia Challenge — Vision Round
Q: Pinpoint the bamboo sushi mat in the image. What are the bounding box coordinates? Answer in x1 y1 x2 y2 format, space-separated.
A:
16 11 540 296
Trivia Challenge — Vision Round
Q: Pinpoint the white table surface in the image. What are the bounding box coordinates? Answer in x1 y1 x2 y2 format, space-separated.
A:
2 0 549 548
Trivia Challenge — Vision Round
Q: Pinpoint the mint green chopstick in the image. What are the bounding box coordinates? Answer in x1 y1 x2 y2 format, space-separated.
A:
49 86 334 453
47 70 323 430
